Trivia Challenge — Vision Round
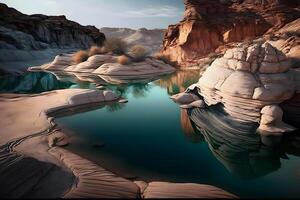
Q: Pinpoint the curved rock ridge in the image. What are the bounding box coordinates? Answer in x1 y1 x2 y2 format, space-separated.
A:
138 181 237 199
49 147 140 198
30 54 176 76
161 0 300 67
173 42 299 135
0 89 119 144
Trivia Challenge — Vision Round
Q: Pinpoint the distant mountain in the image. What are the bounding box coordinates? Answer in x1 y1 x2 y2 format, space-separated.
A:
100 27 165 53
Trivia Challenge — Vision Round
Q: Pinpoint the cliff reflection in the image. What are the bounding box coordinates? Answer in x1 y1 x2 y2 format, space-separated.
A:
186 105 300 179
180 109 204 143
0 72 73 93
155 70 200 95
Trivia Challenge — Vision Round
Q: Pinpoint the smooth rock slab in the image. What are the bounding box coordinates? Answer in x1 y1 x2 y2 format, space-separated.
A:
49 147 140 198
142 182 237 199
170 92 200 104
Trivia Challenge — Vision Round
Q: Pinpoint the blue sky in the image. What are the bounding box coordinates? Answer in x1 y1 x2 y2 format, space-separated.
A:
1 0 184 29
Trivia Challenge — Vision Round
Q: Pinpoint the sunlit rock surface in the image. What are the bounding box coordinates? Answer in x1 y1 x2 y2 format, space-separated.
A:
140 182 237 199
30 54 176 77
161 0 300 67
173 42 299 135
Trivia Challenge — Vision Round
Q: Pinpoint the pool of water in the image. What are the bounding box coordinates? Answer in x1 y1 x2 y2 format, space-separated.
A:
1 70 300 198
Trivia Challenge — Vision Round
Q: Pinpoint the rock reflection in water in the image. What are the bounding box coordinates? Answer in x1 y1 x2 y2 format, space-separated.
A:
187 105 300 179
180 109 204 143
0 71 73 93
155 70 200 95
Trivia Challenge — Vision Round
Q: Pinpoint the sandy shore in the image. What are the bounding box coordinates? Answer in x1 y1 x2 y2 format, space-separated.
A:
0 88 237 198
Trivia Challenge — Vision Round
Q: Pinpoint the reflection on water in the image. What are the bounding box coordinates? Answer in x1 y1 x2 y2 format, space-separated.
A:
188 105 300 180
155 70 200 95
180 109 204 143
0 72 74 93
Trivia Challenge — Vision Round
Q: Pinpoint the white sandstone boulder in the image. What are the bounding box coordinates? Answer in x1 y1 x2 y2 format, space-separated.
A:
183 42 298 135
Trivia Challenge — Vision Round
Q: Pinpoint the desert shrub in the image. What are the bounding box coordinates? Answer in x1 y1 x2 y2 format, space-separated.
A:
73 50 89 64
129 45 149 62
117 55 131 65
89 45 106 56
104 38 128 55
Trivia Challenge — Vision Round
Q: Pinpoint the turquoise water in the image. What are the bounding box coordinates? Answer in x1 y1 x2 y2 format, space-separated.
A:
1 71 300 198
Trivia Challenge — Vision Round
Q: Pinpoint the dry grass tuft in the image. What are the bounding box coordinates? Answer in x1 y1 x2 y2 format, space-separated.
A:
117 55 131 65
129 45 149 62
89 46 107 56
73 50 89 64
104 38 128 55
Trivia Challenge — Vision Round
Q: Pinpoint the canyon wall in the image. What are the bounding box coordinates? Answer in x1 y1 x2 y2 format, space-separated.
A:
0 3 105 63
161 0 300 67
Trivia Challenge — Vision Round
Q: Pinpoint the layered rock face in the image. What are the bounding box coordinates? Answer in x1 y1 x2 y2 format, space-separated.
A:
172 42 299 135
161 0 300 67
100 27 165 53
0 3 105 61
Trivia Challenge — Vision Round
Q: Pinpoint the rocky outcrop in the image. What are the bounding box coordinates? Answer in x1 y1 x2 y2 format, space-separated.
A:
100 27 165 53
30 54 176 77
172 42 299 135
0 3 105 62
161 0 300 67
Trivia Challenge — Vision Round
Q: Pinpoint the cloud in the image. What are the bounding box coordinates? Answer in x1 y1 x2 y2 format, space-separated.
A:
120 5 180 18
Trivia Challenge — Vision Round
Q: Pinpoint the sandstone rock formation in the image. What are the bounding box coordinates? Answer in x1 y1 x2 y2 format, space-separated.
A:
161 0 300 67
100 27 165 53
30 54 176 77
138 181 237 199
172 42 299 135
0 3 105 62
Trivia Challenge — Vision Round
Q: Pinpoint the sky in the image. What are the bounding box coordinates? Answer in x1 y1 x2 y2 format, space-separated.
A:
1 0 185 29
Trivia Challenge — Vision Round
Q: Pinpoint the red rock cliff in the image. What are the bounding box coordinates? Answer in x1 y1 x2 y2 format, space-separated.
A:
161 0 300 67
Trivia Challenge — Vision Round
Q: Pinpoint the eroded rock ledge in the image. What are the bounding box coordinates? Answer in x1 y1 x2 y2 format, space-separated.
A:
29 54 176 77
172 42 299 135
